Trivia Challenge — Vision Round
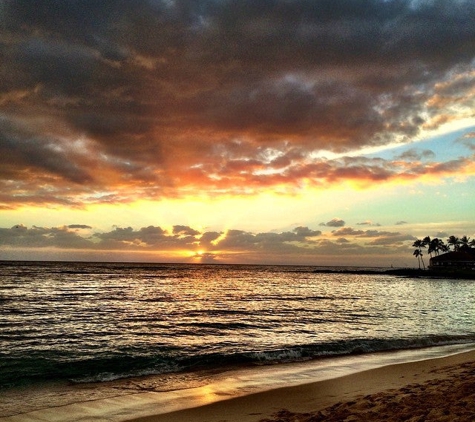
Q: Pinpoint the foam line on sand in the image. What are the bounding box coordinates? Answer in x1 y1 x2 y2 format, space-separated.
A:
128 349 475 422
2 347 474 422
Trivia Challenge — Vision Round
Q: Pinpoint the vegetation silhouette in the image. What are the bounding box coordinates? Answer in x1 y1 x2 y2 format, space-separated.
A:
313 236 475 279
413 236 475 259
411 235 475 274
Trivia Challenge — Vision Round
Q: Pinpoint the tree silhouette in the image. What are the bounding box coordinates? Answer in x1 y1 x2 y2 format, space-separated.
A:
447 236 460 251
423 236 437 258
413 249 423 269
459 236 471 251
411 235 473 268
434 238 448 255
412 239 426 269
427 238 447 256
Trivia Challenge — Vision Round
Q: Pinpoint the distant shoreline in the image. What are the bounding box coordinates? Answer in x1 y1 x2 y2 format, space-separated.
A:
1 260 474 278
312 268 475 279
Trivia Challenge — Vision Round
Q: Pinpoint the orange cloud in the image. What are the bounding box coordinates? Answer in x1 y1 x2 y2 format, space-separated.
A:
1 0 474 209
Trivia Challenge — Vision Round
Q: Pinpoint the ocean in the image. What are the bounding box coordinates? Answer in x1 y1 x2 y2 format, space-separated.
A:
1 261 475 391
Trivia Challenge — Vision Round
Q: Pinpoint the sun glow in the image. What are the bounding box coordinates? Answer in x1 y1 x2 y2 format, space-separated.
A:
188 249 207 260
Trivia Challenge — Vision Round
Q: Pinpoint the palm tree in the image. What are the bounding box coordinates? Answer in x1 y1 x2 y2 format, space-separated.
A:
413 249 424 269
459 236 471 251
428 238 436 257
437 238 449 254
412 239 426 269
429 238 448 256
447 236 460 251
423 236 432 257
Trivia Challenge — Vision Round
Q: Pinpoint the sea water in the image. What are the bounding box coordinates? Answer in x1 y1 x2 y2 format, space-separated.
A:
1 261 475 390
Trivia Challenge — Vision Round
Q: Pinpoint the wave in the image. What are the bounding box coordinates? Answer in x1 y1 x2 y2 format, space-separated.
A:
246 335 475 364
3 334 475 389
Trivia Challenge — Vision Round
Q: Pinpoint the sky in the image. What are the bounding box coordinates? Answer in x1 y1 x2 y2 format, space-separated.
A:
1 0 474 266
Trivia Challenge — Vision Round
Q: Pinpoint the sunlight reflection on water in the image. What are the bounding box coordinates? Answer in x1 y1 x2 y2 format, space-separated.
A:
1 261 475 387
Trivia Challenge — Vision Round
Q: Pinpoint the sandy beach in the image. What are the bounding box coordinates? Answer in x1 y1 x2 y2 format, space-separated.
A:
129 350 475 422
2 348 474 422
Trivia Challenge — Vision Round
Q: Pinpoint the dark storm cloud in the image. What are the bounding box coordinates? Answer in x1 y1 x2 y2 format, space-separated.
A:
1 0 475 205
0 116 93 184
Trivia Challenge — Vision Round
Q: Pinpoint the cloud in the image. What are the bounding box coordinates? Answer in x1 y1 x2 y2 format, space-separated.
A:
0 223 324 258
320 218 345 227
93 225 190 250
1 0 475 207
194 252 219 264
335 237 350 244
366 234 416 246
4 222 447 265
216 226 321 253
68 224 92 229
457 131 475 151
199 231 223 247
332 227 404 238
394 149 436 161
292 226 322 238
329 226 416 247
395 221 408 225
0 224 92 249
173 225 201 237
356 220 381 226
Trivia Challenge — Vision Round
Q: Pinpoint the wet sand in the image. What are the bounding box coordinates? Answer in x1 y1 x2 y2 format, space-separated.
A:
2 349 474 422
129 350 475 422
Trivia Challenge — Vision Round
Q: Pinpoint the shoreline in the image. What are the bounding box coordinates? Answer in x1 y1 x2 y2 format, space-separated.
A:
128 348 475 422
2 344 474 422
313 267 475 279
